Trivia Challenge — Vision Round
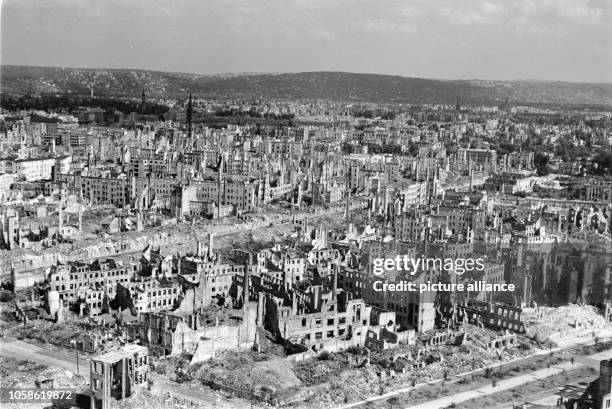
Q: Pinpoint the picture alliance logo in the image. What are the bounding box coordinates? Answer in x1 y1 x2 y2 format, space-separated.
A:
372 256 486 276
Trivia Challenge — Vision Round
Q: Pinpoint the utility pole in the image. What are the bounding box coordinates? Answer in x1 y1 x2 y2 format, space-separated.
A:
71 339 80 374
76 343 80 374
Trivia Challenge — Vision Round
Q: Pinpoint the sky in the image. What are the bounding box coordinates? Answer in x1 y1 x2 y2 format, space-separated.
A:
1 0 611 82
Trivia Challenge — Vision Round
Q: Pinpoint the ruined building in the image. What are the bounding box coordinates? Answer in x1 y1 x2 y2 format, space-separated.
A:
176 235 247 310
565 359 612 409
114 278 181 315
90 345 149 409
48 258 139 316
257 266 409 352
125 257 258 362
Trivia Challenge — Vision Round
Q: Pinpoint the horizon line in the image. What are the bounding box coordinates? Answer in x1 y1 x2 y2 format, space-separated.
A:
2 64 611 85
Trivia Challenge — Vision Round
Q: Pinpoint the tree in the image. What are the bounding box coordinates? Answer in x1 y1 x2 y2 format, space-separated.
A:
592 149 612 175
534 152 550 176
0 290 14 302
444 143 458 155
497 143 515 156
407 142 419 157
387 396 400 408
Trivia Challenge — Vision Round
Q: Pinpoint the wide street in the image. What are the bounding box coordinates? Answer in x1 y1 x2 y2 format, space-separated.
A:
337 331 612 409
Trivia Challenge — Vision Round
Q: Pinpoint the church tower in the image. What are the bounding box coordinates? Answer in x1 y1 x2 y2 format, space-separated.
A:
139 88 147 114
186 93 193 140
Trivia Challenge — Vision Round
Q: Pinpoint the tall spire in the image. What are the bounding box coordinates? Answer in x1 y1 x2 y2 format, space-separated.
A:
186 93 193 140
455 95 461 112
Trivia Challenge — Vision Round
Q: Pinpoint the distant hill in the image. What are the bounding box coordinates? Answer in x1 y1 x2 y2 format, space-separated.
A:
1 65 611 106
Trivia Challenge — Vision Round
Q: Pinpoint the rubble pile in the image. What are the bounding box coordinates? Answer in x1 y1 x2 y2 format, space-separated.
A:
523 304 610 341
115 389 193 409
0 356 88 409
0 357 47 389
190 349 297 400
250 358 301 390
8 318 121 351
284 324 540 407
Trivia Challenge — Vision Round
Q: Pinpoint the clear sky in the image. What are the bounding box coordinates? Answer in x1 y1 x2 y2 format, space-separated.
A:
1 0 611 82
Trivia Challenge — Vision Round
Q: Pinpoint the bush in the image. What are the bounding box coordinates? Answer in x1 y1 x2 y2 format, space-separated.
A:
153 360 168 375
518 343 531 351
347 345 364 355
318 351 332 361
0 290 14 302
377 357 392 369
533 332 548 345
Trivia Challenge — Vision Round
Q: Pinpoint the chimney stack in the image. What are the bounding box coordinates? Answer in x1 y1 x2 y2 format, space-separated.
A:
11 263 16 295
332 264 338 299
208 233 214 259
78 205 82 233
243 252 251 310
196 240 204 258
469 169 474 191
58 202 63 235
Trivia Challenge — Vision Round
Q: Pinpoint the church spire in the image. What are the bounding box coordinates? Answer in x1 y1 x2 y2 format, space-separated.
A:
139 88 147 114
186 93 193 140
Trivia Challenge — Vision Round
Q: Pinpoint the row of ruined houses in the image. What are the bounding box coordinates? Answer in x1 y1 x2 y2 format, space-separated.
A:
42 233 531 362
123 260 411 362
